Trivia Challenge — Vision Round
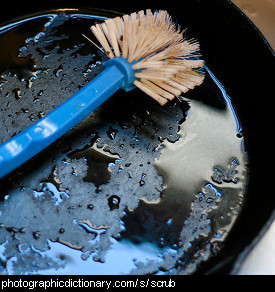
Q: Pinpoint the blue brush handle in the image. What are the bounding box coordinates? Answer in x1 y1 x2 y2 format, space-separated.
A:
0 57 135 179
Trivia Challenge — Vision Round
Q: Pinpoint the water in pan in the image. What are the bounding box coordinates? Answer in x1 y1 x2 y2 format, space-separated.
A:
0 10 247 275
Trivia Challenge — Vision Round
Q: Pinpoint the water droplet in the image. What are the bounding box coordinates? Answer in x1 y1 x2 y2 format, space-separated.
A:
33 96 40 103
167 219 173 225
59 228 65 234
236 133 242 138
28 113 36 121
32 231 41 239
38 90 44 96
108 195 120 210
139 180 145 186
87 204 94 210
107 126 118 140
21 108 29 113
119 122 131 129
13 88 21 100
38 111 45 119
53 65 63 77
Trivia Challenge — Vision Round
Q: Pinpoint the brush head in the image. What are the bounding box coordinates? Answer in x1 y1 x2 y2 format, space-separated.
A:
90 9 205 105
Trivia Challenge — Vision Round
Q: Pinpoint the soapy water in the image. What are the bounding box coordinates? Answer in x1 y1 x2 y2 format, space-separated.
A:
0 10 247 275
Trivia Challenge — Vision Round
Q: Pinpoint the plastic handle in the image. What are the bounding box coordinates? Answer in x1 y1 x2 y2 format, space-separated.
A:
0 57 135 179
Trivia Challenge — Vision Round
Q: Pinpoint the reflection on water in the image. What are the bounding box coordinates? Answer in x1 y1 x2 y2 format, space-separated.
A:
0 10 247 275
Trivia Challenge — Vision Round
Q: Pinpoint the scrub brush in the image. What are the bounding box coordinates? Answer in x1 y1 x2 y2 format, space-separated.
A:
0 9 205 179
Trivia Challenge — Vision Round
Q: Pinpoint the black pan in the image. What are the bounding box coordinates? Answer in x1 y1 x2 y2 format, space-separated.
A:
0 0 274 275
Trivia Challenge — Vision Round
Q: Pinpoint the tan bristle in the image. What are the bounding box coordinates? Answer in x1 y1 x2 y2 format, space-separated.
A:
90 9 205 105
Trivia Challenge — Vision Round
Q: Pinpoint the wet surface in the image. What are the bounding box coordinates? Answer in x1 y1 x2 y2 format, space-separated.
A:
0 10 248 275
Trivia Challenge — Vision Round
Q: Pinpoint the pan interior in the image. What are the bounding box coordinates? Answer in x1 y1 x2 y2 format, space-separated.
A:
0 10 248 275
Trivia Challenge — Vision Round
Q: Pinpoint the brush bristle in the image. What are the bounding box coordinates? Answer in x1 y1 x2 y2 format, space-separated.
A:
90 9 205 105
